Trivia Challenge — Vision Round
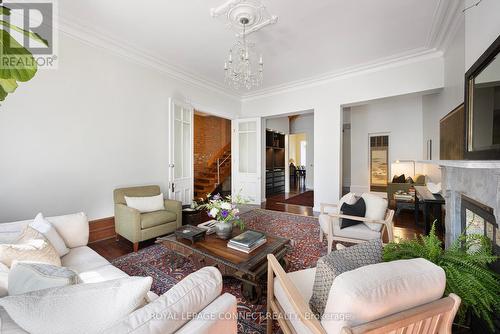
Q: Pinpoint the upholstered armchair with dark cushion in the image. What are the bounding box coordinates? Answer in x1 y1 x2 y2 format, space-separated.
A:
113 185 182 252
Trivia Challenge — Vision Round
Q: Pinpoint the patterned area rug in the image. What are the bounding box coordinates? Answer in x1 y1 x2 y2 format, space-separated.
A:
111 209 328 334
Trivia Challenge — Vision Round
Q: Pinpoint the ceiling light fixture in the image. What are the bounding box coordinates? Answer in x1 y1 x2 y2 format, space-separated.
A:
211 0 277 90
224 17 263 90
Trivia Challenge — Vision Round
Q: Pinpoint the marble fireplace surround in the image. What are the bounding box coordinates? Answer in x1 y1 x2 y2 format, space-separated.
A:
435 161 500 247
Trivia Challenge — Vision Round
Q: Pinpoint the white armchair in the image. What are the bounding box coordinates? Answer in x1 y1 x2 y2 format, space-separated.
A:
266 254 461 334
319 193 395 253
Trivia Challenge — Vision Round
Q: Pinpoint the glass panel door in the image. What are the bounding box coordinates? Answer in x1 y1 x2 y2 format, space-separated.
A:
169 99 193 204
370 135 389 192
232 118 261 204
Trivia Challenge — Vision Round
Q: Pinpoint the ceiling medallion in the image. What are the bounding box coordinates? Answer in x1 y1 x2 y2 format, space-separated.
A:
211 0 278 90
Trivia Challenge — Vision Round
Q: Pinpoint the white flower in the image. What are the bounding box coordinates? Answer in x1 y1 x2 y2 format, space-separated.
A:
209 208 219 217
221 202 232 210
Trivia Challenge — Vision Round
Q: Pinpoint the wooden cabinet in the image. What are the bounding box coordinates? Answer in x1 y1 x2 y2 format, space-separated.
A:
266 130 285 197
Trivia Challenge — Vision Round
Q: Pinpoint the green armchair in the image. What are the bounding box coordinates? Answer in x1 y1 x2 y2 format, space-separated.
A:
113 185 182 252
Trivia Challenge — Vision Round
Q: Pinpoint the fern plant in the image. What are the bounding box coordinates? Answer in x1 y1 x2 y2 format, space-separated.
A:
383 223 500 332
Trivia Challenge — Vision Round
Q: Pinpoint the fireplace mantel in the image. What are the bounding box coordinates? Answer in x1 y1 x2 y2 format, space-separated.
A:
418 160 500 169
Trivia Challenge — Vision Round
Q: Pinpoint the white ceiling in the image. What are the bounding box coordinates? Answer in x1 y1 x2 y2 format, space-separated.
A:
59 0 458 96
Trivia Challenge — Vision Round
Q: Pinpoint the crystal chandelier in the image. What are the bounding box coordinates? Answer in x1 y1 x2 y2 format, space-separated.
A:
224 17 263 90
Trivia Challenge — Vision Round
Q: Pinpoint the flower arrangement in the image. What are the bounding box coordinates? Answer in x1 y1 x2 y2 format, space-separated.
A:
199 193 247 230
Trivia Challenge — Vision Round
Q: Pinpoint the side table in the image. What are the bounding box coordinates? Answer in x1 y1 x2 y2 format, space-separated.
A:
181 205 201 226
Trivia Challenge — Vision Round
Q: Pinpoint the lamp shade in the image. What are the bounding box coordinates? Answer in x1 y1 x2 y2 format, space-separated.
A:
391 160 415 178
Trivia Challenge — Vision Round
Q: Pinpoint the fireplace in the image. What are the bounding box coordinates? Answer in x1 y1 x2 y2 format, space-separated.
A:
460 195 499 333
461 195 499 267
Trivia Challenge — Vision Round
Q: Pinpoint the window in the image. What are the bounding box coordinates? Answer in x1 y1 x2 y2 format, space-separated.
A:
300 140 307 166
369 135 389 192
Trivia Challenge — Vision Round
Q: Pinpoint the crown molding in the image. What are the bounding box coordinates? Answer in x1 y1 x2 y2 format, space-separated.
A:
426 0 464 52
241 48 443 102
53 3 462 104
241 1 463 102
55 16 241 102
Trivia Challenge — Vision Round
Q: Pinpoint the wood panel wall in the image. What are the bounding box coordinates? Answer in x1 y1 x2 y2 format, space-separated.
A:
440 104 465 160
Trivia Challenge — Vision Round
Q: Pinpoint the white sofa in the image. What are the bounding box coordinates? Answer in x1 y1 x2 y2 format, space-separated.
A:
0 213 237 334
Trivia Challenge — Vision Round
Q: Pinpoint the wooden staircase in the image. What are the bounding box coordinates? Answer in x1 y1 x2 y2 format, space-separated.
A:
194 143 231 200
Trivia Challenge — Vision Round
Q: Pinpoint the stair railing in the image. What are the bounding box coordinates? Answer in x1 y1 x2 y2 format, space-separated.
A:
207 143 231 168
217 153 231 185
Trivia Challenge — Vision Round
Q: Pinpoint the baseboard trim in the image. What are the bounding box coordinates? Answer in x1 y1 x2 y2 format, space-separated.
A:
89 217 115 243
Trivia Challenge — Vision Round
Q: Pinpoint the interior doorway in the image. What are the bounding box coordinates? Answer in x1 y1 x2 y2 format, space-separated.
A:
288 132 308 192
262 111 315 216
193 110 232 201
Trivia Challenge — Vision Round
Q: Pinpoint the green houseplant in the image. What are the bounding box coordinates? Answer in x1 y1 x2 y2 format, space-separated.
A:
0 4 48 102
383 223 500 331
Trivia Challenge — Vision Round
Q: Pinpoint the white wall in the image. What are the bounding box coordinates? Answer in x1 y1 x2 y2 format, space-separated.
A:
342 108 351 188
465 0 500 71
241 55 444 211
266 117 289 134
0 34 240 222
422 19 465 161
350 94 424 194
290 113 314 189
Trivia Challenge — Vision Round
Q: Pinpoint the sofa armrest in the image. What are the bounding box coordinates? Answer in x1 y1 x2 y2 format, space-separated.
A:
114 204 141 242
176 293 238 334
164 199 182 227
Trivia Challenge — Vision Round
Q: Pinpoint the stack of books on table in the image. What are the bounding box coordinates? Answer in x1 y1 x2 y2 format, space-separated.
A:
394 193 414 201
227 230 266 253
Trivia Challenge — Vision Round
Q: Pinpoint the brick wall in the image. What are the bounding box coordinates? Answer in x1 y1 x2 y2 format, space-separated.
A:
194 113 231 175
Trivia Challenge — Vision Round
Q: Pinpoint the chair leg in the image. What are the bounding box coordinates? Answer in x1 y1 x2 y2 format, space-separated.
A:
327 234 333 254
319 229 323 242
133 242 139 252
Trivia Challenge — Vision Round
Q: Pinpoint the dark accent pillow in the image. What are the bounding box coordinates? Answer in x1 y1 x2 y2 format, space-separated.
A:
405 176 414 184
309 239 383 316
392 174 405 183
339 197 366 229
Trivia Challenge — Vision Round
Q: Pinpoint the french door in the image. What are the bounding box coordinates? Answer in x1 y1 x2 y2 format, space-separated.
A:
168 98 193 204
232 118 261 204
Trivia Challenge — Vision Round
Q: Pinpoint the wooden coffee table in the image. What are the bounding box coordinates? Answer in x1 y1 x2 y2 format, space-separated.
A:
157 228 290 303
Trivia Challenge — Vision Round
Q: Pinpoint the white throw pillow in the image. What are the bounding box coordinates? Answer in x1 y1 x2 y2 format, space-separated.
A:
47 212 89 248
361 193 388 231
321 258 446 334
125 193 165 213
319 193 357 235
0 276 152 334
8 262 80 295
103 267 222 334
0 227 61 268
30 213 70 257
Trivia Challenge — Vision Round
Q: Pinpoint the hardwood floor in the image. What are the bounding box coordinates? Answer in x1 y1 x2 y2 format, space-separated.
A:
89 237 156 261
90 193 427 261
263 184 316 216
